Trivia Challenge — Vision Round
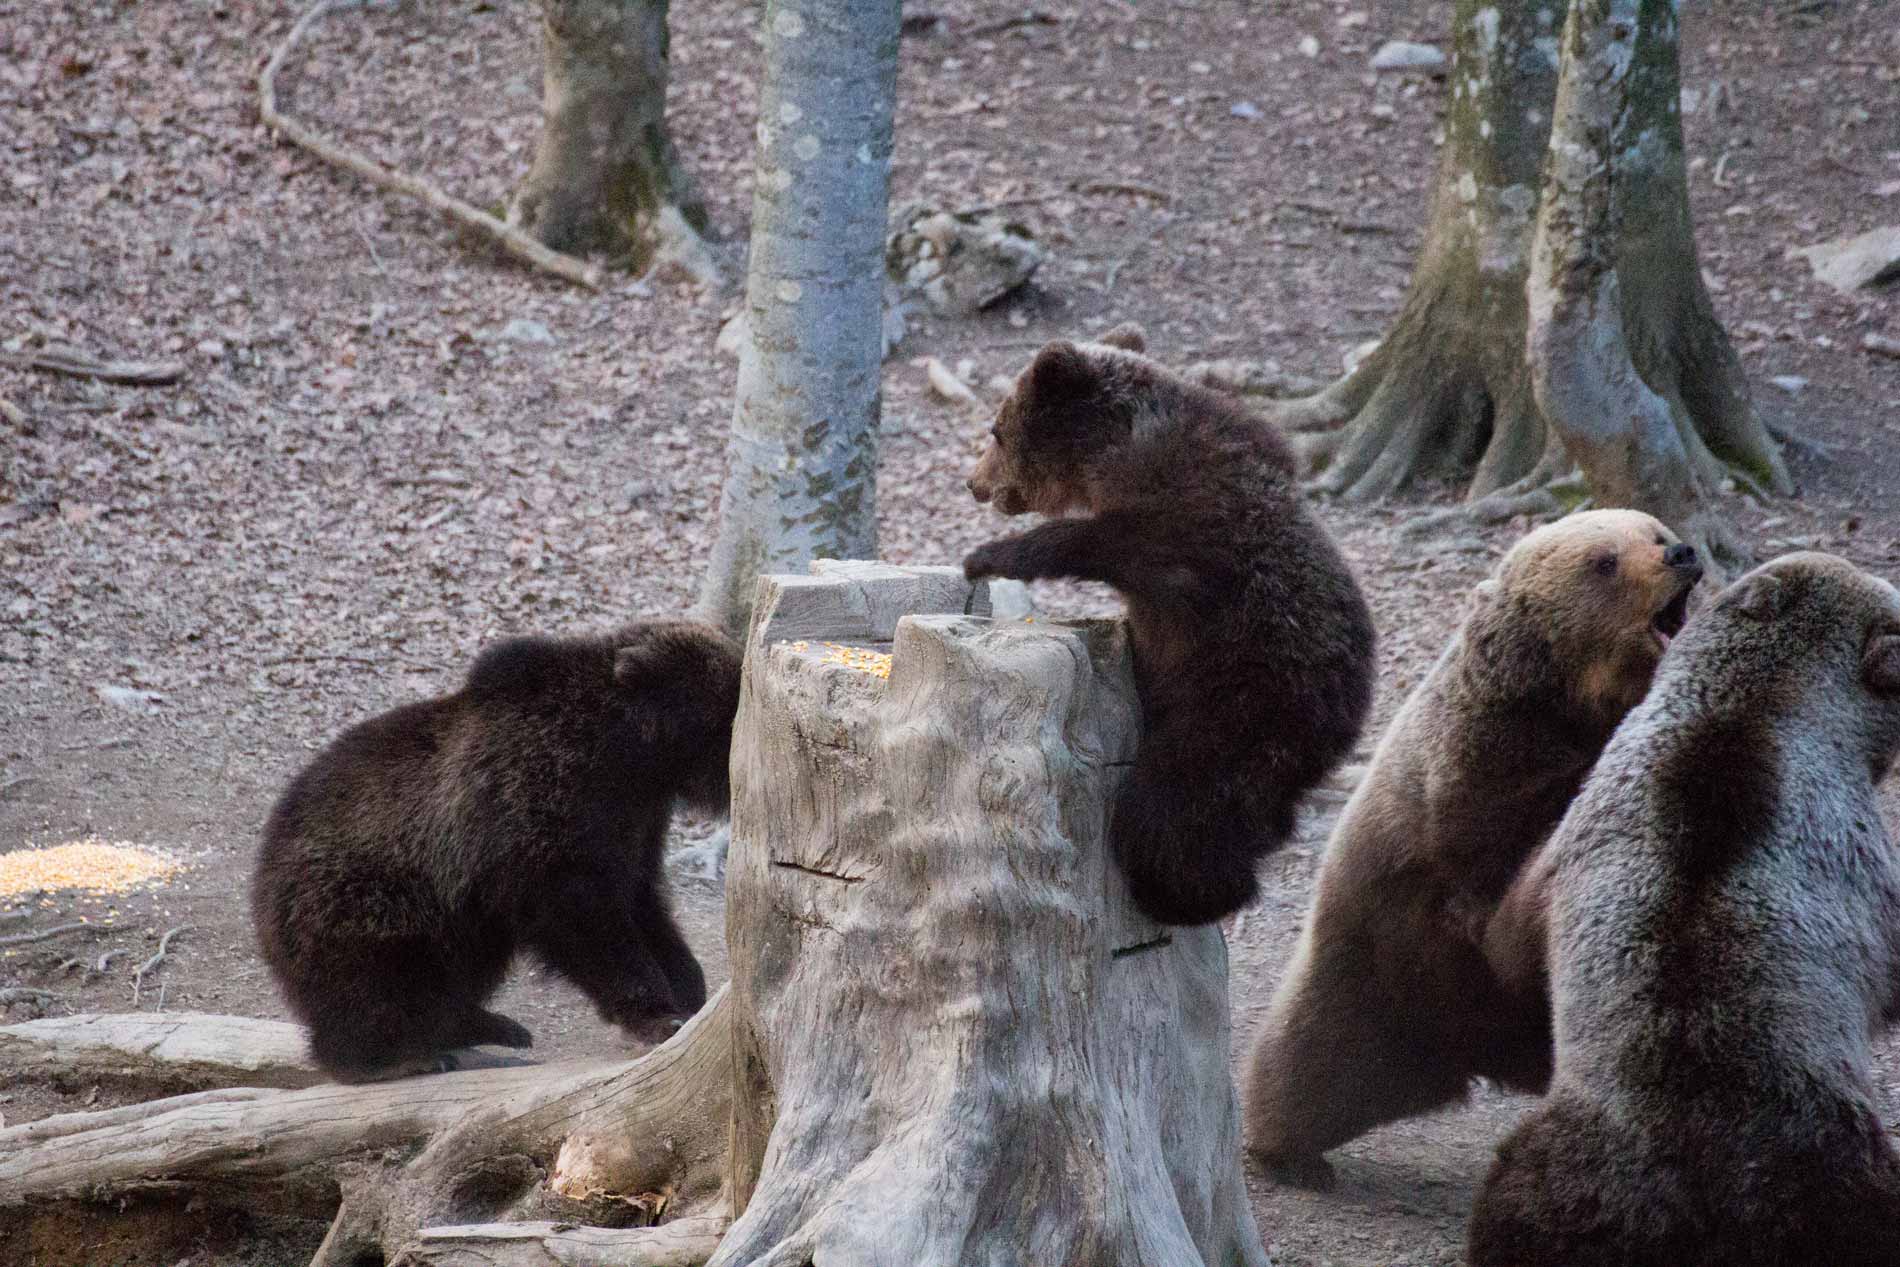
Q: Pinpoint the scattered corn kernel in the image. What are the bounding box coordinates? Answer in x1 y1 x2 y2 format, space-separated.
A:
0 838 184 900
818 642 893 679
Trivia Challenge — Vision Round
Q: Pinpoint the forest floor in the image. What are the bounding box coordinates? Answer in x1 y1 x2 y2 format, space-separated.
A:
2 0 1897 1262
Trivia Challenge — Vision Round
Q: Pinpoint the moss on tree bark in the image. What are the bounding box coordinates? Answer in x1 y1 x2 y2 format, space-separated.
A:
1280 0 1788 551
509 0 711 268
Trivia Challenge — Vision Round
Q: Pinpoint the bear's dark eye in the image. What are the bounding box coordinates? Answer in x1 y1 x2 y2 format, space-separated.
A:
1594 554 1618 577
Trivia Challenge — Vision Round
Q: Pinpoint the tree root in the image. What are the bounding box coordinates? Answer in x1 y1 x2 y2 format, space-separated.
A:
259 0 603 289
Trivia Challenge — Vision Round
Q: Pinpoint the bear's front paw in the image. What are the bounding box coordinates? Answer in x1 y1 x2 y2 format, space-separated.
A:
963 541 1013 581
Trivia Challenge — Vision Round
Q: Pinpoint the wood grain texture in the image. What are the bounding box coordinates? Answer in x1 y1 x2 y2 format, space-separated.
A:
717 564 1266 1267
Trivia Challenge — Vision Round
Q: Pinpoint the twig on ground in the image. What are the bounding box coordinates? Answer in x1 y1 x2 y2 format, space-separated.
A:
95 948 127 975
132 925 192 1006
1079 180 1173 204
965 10 1061 38
258 0 601 290
0 348 185 387
0 922 102 949
0 397 25 425
0 775 40 797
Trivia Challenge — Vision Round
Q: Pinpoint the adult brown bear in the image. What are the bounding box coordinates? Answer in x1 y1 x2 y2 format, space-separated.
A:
1470 553 1900 1267
962 325 1376 926
1244 510 1701 1188
252 619 739 1081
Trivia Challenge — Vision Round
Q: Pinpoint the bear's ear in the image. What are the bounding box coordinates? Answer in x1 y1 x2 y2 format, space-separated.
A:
1863 632 1900 694
1099 323 1147 352
1025 340 1097 401
1722 570 1791 623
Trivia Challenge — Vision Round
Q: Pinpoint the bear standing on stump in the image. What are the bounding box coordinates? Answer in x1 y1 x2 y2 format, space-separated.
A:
962 325 1376 926
252 619 740 1082
1468 553 1900 1267
1244 510 1701 1189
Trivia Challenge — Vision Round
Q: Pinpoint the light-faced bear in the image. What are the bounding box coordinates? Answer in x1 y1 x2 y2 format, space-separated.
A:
1244 510 1702 1188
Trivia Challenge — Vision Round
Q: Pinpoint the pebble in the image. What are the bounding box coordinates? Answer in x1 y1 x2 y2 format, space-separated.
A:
1370 40 1447 73
1770 375 1809 394
494 317 555 344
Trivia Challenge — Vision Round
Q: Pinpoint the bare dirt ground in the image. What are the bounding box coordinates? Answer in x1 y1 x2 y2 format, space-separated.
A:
2 0 1897 1262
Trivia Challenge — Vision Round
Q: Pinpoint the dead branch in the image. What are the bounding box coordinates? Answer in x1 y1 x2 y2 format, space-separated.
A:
94 948 126 975
0 921 101 949
0 1012 326 1092
0 348 185 386
257 0 602 290
131 924 191 1005
393 1216 728 1267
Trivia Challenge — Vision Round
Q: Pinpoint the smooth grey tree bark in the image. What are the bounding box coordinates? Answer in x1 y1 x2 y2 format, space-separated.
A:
1278 0 1787 559
508 0 714 269
696 0 900 637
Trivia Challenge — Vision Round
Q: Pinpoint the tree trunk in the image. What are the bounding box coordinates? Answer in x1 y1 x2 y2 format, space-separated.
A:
710 568 1268 1267
1 564 1263 1266
1280 0 1788 545
509 0 714 272
1524 0 1763 570
696 0 900 637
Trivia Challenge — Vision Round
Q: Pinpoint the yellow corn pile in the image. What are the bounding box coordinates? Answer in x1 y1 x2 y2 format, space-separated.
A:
786 640 894 680
0 838 184 900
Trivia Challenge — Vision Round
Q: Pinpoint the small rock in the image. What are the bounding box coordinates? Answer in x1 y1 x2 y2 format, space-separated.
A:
1181 358 1321 400
94 684 166 713
1230 100 1262 120
1789 225 1900 294
1864 332 1900 360
1298 34 1322 58
1369 40 1446 73
494 317 555 344
715 310 748 360
988 579 1037 621
1876 180 1900 200
923 357 981 408
1338 10 1370 27
1770 375 1809 395
887 201 1045 315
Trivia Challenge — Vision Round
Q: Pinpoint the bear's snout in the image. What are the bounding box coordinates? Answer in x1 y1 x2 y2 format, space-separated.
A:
968 476 993 504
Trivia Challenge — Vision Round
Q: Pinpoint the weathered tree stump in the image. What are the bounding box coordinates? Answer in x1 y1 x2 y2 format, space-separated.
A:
0 562 1265 1267
712 564 1267 1266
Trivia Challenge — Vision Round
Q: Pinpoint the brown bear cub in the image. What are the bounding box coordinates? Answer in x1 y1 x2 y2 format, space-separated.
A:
1468 553 1900 1267
962 325 1376 926
253 619 740 1082
1244 510 1701 1189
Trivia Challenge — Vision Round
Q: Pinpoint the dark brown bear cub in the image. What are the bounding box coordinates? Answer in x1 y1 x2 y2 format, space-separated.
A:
252 619 740 1082
963 325 1376 925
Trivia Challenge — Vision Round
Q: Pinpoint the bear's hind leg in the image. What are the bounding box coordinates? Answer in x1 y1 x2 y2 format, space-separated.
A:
1244 938 1471 1187
1110 729 1269 926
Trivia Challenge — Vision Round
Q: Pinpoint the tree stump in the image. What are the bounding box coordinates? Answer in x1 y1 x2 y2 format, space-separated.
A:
713 563 1268 1267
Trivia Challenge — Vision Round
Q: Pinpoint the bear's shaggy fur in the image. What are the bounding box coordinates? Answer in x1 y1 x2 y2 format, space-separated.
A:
962 325 1376 926
252 619 740 1081
1468 553 1900 1267
1243 510 1702 1188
